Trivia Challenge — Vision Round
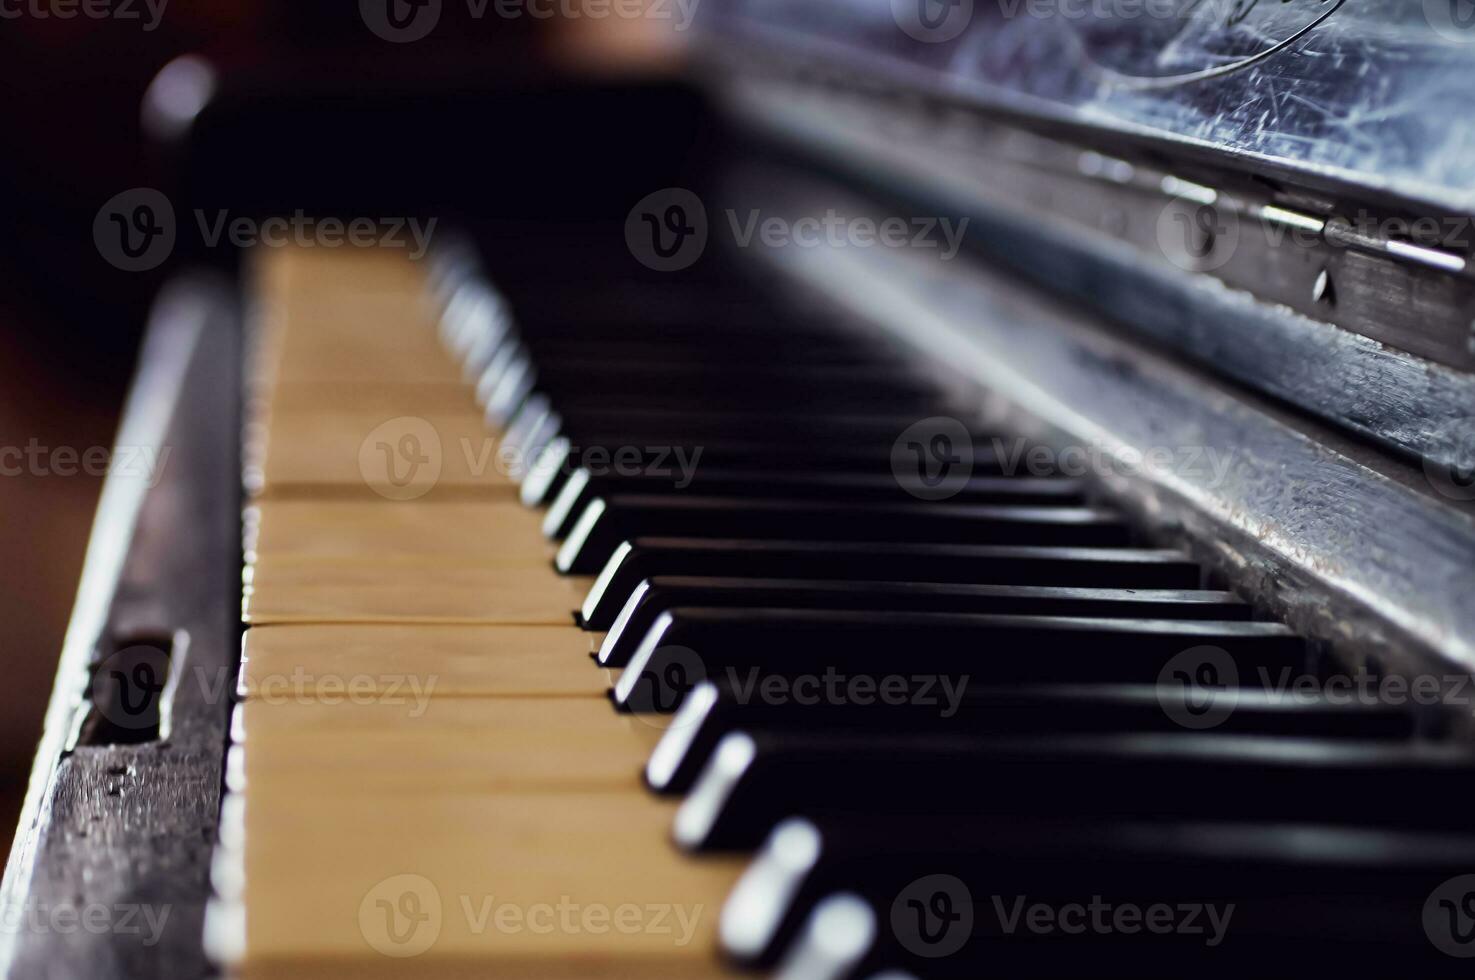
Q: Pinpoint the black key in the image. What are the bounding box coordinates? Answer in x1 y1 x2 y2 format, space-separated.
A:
598 578 1248 667
508 316 859 346
613 609 1304 712
759 818 1475 978
452 313 829 357
677 731 1475 851
504 361 940 411
509 402 1023 499
579 539 1205 629
484 345 943 424
499 337 890 368
555 497 1132 574
644 679 1415 795
520 434 1017 507
543 469 1086 539
470 341 890 386
500 406 1007 454
500 406 953 444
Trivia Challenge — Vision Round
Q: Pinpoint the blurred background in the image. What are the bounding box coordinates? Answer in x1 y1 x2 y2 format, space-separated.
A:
0 0 687 853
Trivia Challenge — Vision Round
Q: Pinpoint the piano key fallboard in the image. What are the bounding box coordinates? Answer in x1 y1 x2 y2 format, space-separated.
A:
202 243 1475 979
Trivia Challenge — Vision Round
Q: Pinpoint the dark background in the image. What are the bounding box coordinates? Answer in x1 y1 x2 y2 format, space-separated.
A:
0 0 685 855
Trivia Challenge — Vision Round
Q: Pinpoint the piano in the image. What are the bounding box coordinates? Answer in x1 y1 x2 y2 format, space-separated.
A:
5 1 1475 977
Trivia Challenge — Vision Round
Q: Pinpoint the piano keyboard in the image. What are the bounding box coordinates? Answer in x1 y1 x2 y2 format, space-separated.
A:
208 245 1475 978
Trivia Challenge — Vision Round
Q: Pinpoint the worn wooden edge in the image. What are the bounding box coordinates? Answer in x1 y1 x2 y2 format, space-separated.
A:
0 274 241 980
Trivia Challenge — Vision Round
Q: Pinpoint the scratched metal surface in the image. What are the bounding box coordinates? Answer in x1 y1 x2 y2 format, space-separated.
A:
704 0 1475 214
0 279 239 980
720 82 1475 471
